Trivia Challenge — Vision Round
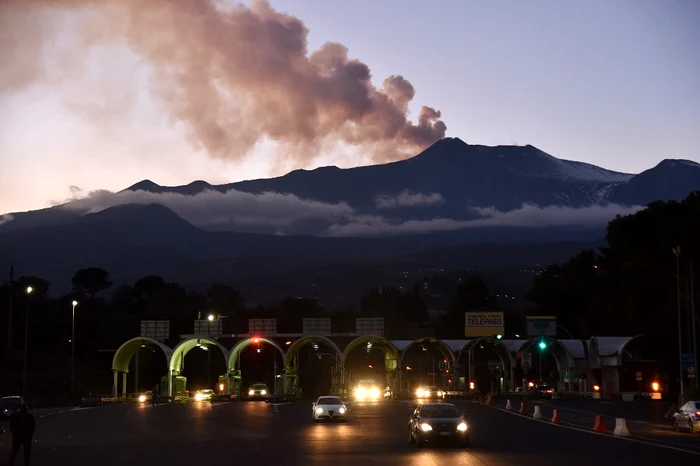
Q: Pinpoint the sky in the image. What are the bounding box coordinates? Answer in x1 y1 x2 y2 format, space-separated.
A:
0 0 698 215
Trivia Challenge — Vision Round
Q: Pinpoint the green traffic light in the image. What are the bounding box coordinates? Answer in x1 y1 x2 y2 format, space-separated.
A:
496 334 503 340
538 341 547 350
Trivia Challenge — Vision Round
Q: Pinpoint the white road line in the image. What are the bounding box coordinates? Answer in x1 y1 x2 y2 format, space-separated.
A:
476 402 700 456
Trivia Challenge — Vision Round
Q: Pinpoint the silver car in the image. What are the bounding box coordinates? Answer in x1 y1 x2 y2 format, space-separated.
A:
672 400 700 433
312 396 348 422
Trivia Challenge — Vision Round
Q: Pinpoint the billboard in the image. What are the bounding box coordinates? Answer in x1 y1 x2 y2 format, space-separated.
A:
194 319 223 338
302 318 332 335
526 316 557 337
356 318 384 336
464 312 504 337
140 320 170 342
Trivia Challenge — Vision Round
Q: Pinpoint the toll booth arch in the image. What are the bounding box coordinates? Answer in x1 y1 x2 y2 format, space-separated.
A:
284 336 343 397
518 338 574 390
112 337 173 397
166 337 230 397
228 337 286 397
342 336 399 395
458 338 517 392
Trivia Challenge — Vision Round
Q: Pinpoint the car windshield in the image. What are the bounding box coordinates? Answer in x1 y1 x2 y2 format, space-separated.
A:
0 398 21 411
421 405 461 418
317 397 342 405
695 402 700 410
252 384 266 389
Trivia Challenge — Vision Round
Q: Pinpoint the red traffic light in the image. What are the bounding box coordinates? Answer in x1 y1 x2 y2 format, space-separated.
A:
253 337 260 344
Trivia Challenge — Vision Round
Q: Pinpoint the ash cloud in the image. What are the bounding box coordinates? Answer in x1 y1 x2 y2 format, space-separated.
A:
55 188 642 237
1 0 446 164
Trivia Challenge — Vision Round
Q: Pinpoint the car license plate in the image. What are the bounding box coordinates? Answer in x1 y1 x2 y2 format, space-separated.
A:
440 432 451 436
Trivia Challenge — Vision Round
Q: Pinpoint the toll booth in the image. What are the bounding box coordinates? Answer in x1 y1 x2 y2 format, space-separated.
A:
217 375 232 395
161 375 187 399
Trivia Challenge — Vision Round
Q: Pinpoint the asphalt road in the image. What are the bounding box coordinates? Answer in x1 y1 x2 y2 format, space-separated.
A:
0 399 697 465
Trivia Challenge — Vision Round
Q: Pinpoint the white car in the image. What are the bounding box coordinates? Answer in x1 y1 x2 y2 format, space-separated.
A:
193 389 214 402
312 396 348 422
672 400 700 433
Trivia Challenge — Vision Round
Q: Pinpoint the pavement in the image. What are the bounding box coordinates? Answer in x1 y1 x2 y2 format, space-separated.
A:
0 399 697 465
490 397 700 453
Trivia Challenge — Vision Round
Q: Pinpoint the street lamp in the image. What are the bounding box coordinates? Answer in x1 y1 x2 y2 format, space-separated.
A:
71 300 78 403
22 286 33 398
207 314 214 322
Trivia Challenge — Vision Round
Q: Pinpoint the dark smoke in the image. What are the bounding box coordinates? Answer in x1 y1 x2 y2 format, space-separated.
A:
0 0 447 164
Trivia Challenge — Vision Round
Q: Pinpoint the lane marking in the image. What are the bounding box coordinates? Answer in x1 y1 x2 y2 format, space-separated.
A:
475 402 700 456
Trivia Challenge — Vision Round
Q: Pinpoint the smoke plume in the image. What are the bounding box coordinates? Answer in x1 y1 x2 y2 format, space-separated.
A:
0 0 446 164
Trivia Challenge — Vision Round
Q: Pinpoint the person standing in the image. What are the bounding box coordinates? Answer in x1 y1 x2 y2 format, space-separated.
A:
8 404 35 466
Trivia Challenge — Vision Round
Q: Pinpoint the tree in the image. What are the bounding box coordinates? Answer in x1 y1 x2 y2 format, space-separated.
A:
440 276 499 339
133 276 165 300
360 286 428 338
71 268 112 299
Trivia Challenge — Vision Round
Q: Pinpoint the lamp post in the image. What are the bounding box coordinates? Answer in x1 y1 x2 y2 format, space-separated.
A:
672 246 684 404
71 300 78 403
22 286 33 398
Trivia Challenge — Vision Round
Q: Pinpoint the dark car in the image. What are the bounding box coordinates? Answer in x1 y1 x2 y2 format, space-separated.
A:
0 396 28 421
409 402 469 447
415 385 445 400
536 384 553 400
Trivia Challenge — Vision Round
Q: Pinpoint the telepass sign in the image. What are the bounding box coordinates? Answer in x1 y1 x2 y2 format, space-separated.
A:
465 312 504 337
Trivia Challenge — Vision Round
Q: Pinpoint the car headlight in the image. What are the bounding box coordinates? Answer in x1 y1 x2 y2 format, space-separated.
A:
261 390 267 395
369 388 380 399
355 388 367 399
194 393 203 401
339 406 346 414
138 395 146 403
420 423 432 432
457 422 468 432
315 407 323 414
416 389 425 398
248 389 255 396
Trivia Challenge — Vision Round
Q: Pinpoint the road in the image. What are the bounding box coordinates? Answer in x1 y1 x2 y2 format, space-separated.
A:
0 399 697 465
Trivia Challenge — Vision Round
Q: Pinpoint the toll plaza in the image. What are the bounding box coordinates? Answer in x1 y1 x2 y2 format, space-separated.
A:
110 313 653 401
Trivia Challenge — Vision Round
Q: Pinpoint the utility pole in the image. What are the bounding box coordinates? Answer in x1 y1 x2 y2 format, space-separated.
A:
6 265 13 351
673 247 684 404
691 261 698 390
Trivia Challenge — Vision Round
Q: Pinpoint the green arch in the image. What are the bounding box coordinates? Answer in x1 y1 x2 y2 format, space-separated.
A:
169 337 230 374
285 336 342 367
399 338 456 369
112 337 172 373
228 337 285 373
342 335 399 372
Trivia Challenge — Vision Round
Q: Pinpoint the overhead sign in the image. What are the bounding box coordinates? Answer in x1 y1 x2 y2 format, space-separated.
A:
488 361 501 371
521 353 532 370
526 316 557 337
248 319 277 336
302 318 331 335
356 318 384 336
464 312 504 337
682 353 695 369
140 320 170 342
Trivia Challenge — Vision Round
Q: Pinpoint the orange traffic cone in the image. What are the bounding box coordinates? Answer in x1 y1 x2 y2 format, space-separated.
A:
593 415 606 433
519 402 526 415
552 409 561 424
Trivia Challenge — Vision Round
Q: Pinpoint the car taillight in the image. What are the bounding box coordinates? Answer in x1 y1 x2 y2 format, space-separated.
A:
546 389 552 393
696 411 700 417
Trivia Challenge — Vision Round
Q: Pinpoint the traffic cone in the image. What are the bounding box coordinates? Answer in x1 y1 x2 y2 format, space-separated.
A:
593 415 606 433
519 402 526 415
533 405 542 419
505 399 513 410
552 409 561 424
613 418 630 437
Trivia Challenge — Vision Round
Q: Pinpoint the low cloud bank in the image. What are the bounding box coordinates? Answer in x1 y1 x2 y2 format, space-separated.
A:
375 191 444 209
46 187 644 237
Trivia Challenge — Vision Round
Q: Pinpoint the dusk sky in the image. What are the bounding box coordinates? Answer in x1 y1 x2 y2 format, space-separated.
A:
1 0 698 215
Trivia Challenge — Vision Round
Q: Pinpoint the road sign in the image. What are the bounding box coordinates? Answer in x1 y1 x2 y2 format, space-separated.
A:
635 371 642 381
521 353 532 370
488 361 501 371
465 312 504 337
526 316 557 337
682 353 695 369
688 367 696 379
